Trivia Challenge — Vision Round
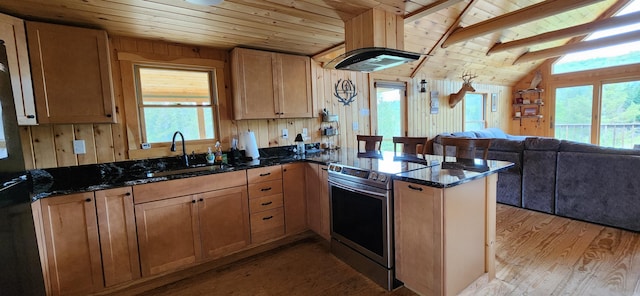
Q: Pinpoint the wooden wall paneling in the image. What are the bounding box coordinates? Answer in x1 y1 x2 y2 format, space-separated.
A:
19 127 35 170
94 124 116 163
109 37 128 161
30 125 57 169
53 124 77 167
75 124 97 165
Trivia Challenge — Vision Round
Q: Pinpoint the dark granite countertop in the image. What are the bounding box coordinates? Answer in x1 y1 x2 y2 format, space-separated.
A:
28 145 513 201
30 145 341 201
394 155 514 188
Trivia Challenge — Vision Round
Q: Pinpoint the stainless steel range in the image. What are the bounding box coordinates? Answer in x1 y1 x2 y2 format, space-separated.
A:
327 151 432 290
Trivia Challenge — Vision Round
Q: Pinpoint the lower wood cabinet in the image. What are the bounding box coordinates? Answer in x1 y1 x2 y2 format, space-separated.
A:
133 171 250 277
283 163 307 235
247 165 285 243
305 163 329 240
33 187 139 295
35 192 104 296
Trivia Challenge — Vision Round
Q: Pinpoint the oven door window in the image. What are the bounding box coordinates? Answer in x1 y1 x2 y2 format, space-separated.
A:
331 185 384 257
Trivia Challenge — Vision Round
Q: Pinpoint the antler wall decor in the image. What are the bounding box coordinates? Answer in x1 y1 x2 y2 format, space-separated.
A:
448 72 478 108
333 78 357 106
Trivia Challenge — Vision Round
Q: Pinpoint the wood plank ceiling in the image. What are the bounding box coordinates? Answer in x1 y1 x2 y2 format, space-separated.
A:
0 0 630 85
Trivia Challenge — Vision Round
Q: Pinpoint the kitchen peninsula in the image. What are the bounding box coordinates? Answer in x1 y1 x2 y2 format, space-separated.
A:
28 148 512 296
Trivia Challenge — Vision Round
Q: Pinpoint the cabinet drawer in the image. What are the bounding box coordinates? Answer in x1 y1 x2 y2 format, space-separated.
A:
248 179 283 199
250 207 285 243
249 194 283 213
247 166 282 183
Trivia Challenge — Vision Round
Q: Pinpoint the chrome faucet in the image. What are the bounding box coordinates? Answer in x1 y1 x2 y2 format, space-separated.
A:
170 131 189 167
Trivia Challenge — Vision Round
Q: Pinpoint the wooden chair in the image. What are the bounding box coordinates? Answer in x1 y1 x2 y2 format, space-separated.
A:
441 137 491 160
356 135 383 152
392 137 428 156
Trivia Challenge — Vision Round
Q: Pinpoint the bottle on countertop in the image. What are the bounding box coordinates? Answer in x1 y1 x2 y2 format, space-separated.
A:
206 147 215 164
214 141 223 163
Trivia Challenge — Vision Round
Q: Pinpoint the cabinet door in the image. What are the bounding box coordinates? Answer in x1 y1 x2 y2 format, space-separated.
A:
283 163 307 234
198 186 250 260
39 192 104 295
26 21 115 124
319 165 330 240
393 180 443 296
95 187 140 287
135 195 201 277
276 53 312 118
231 48 277 119
305 163 330 240
0 13 36 125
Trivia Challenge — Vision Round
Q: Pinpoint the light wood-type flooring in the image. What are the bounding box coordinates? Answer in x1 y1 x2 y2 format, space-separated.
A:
133 204 640 296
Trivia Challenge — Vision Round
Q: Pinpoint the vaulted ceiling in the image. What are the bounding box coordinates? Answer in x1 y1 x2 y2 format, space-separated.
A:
0 0 633 86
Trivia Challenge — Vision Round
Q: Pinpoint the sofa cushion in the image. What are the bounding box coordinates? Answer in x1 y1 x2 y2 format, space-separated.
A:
525 137 561 151
559 140 640 156
474 127 508 139
451 131 477 138
489 138 525 153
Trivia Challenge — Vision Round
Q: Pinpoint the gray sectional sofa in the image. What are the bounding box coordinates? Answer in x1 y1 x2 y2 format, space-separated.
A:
433 128 640 232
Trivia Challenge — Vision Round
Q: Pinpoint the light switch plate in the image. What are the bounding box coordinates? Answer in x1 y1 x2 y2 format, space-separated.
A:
282 128 288 139
73 140 86 154
352 122 359 130
302 128 308 137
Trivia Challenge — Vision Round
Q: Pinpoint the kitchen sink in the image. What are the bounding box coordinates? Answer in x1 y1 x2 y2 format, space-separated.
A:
145 164 233 178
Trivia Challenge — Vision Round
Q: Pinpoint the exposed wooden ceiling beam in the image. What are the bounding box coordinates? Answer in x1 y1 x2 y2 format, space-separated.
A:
513 29 640 64
410 0 479 78
488 10 640 55
441 0 606 48
404 0 466 23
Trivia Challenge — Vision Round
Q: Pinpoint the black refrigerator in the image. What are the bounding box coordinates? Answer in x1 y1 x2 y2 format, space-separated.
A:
0 40 47 295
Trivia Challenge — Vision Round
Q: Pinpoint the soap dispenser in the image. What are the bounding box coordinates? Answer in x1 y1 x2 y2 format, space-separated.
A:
206 147 215 164
214 141 223 163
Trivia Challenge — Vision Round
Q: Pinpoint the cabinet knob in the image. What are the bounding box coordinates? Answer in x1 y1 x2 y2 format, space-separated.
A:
262 216 273 220
26 115 35 119
192 200 196 203
198 198 204 202
125 192 131 196
106 114 112 118
85 198 92 202
261 201 273 206
260 187 272 191
259 172 271 177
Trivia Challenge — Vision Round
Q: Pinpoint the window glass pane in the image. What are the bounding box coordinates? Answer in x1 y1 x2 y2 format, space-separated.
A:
600 80 640 148
552 1 640 74
554 85 593 143
376 87 402 151
143 107 212 143
464 93 485 131
139 68 211 106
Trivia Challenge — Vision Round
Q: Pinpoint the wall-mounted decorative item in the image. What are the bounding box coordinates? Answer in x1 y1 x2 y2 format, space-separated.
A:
430 90 439 114
491 93 497 112
334 78 357 106
523 107 537 116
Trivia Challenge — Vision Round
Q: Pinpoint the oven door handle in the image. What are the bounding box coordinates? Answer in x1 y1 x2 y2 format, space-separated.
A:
328 180 388 198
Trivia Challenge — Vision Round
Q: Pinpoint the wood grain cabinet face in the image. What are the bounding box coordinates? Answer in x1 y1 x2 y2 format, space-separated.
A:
134 170 250 277
247 165 286 243
26 21 115 124
94 187 140 287
305 163 329 240
231 47 312 119
38 192 104 296
0 13 36 125
283 163 307 235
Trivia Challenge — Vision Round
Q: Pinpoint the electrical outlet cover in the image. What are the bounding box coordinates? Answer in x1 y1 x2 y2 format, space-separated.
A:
282 128 288 139
73 140 86 154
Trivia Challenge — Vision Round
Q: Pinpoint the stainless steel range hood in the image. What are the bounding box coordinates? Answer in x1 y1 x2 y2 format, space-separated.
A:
324 47 420 72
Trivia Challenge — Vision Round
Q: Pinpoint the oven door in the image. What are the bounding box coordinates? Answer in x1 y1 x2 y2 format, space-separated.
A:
328 177 392 268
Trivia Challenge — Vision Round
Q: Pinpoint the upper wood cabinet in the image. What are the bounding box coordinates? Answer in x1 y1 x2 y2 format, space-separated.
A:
26 21 116 124
0 13 36 125
231 47 313 119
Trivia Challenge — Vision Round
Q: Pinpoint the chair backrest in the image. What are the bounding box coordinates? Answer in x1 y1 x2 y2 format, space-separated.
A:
441 137 491 160
357 135 383 152
392 137 428 155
